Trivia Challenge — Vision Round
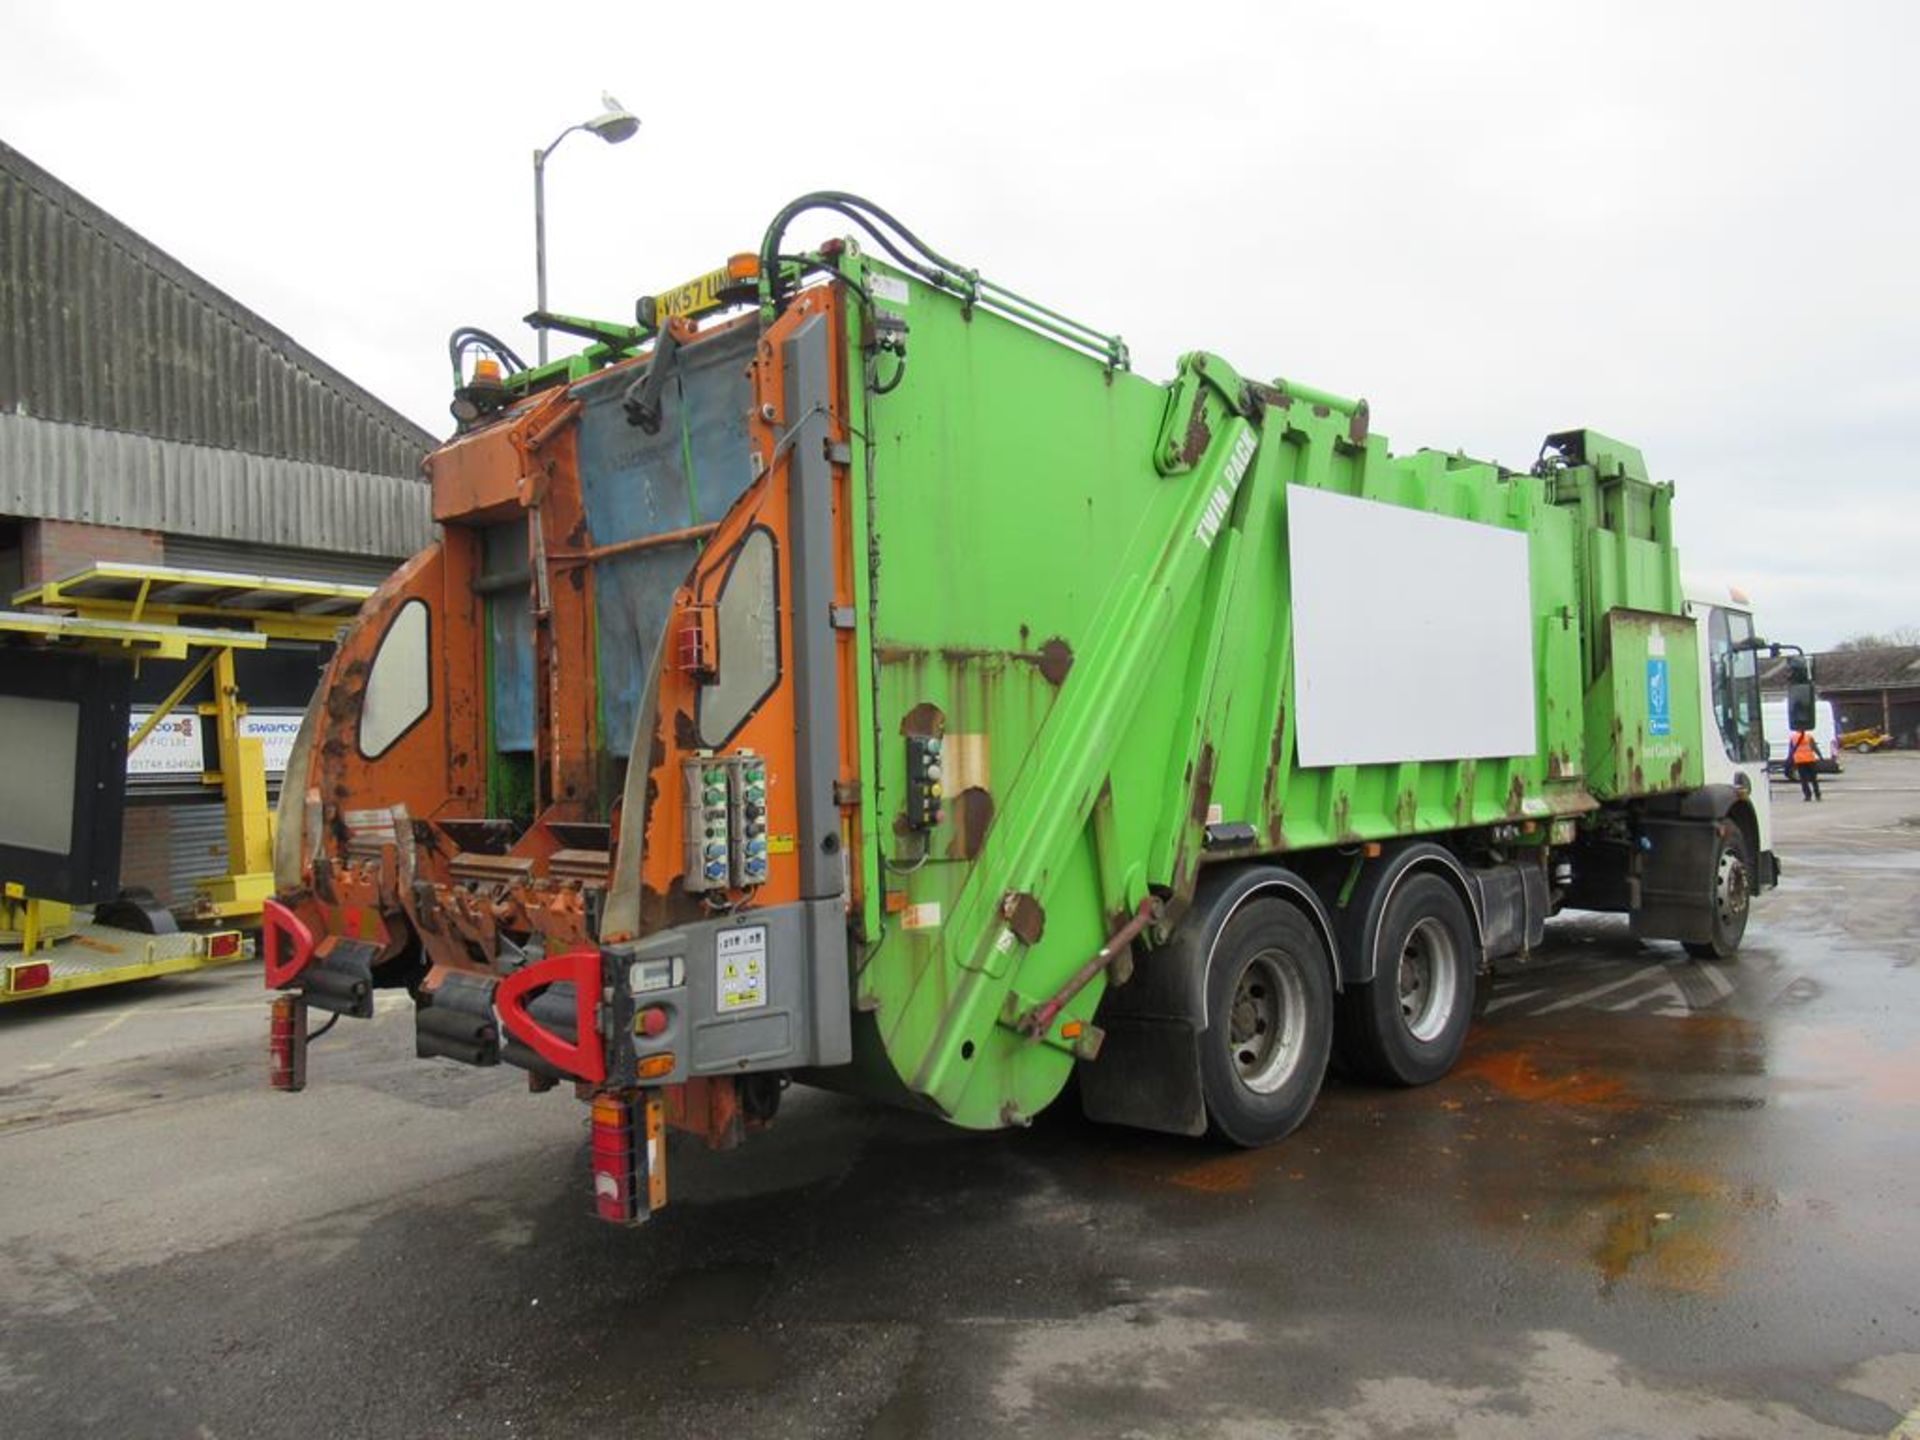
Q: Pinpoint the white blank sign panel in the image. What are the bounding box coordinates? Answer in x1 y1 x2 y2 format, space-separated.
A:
0 694 80 854
1286 484 1537 769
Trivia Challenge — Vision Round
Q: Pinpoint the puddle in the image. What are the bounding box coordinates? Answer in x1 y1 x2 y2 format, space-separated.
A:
1771 1024 1920 1109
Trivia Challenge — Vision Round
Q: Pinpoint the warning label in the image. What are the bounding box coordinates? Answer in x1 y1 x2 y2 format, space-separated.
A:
716 926 768 1013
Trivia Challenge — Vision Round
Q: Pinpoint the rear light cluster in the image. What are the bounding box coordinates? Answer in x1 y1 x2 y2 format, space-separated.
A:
269 993 307 1091
5 960 52 995
590 1092 667 1223
682 750 771 893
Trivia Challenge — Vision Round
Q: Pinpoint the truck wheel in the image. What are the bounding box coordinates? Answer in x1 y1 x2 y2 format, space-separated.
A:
1682 825 1751 960
1337 874 1477 1087
1199 899 1333 1147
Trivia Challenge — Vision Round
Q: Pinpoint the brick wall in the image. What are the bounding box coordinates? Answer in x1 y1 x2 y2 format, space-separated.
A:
22 518 163 585
118 805 175 903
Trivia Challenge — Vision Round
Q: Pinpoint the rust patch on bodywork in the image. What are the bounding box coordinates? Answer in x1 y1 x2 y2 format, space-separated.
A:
901 702 945 738
1188 744 1218 826
1002 891 1046 946
947 786 995 860
1178 405 1213 468
1034 637 1074 687
1331 790 1353 842
1506 771 1529 817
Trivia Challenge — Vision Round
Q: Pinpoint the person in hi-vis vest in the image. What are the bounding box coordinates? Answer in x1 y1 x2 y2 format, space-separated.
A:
1791 727 1824 802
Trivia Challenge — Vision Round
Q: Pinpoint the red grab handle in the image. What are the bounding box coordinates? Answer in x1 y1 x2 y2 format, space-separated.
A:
495 949 606 1084
262 899 316 989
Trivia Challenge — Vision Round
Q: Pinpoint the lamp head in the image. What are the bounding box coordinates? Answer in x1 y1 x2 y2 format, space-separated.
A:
586 93 639 144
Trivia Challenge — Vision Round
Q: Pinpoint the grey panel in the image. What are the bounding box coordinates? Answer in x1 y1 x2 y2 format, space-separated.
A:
780 316 843 900
1 140 435 476
608 898 851 1082
1 411 434 559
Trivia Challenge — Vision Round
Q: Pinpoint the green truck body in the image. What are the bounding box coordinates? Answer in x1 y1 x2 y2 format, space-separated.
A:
268 195 1776 1220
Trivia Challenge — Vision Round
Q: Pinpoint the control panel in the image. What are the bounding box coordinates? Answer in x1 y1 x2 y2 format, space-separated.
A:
905 735 945 831
683 751 772 893
731 754 769 887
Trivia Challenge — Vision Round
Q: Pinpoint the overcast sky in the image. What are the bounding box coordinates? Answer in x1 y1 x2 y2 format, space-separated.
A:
6 0 1916 648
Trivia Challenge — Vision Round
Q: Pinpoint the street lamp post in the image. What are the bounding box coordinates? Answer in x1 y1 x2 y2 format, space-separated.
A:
533 94 640 365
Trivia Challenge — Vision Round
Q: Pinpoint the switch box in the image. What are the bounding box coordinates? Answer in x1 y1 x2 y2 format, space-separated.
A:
683 755 733 892
731 751 770 888
905 736 945 831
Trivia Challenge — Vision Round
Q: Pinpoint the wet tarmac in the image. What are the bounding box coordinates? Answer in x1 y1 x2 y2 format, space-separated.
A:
3 754 1918 1437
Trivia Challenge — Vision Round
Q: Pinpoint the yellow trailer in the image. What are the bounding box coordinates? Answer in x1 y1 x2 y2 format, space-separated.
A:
0 564 370 1001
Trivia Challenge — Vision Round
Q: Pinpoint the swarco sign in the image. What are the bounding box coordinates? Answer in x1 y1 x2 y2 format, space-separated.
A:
127 712 301 778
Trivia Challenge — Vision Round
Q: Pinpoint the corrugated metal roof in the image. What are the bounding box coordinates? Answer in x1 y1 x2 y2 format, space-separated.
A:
0 139 438 478
1 409 432 557
1761 646 1920 693
161 533 398 588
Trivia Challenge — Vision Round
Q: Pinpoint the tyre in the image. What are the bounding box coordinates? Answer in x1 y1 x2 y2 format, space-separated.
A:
1682 822 1752 960
1198 898 1334 1147
1336 873 1478 1087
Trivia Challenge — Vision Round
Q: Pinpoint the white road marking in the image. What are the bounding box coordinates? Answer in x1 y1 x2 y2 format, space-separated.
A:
64 1010 135 1053
1533 964 1670 1016
1484 986 1550 1015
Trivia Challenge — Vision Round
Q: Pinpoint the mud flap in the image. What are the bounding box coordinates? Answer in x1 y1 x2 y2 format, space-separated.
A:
1076 1017 1207 1137
1630 817 1720 945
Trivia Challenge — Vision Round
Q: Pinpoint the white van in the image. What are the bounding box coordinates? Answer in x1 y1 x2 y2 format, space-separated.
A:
1763 695 1840 775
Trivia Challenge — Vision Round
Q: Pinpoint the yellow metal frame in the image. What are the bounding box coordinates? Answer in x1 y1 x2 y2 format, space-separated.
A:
3 561 374 934
1 884 73 957
14 561 373 646
0 608 270 660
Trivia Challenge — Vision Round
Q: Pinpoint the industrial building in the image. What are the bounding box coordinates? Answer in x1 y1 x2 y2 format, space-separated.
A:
1 139 437 905
1763 645 1920 750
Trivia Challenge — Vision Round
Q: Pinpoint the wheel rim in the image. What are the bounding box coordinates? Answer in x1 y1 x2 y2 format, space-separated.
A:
1397 917 1458 1044
1714 848 1750 931
1229 950 1307 1095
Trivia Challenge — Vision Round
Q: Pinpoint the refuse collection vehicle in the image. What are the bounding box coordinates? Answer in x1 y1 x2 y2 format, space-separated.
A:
264 192 1793 1223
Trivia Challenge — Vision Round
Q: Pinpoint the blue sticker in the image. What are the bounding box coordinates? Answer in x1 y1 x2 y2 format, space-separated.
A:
1646 657 1671 737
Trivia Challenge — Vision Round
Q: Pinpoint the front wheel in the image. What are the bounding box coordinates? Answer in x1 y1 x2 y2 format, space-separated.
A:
1336 873 1479 1087
1682 823 1752 960
1199 899 1334 1147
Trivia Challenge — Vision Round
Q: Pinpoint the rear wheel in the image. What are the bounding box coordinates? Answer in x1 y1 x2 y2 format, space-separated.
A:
1199 899 1333 1147
1682 824 1751 960
1337 874 1478 1086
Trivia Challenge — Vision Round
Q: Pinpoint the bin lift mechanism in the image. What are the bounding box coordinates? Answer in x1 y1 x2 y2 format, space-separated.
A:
0 563 371 995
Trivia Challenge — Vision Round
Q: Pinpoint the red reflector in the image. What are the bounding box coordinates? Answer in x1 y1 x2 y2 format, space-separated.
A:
207 930 242 959
7 961 52 994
